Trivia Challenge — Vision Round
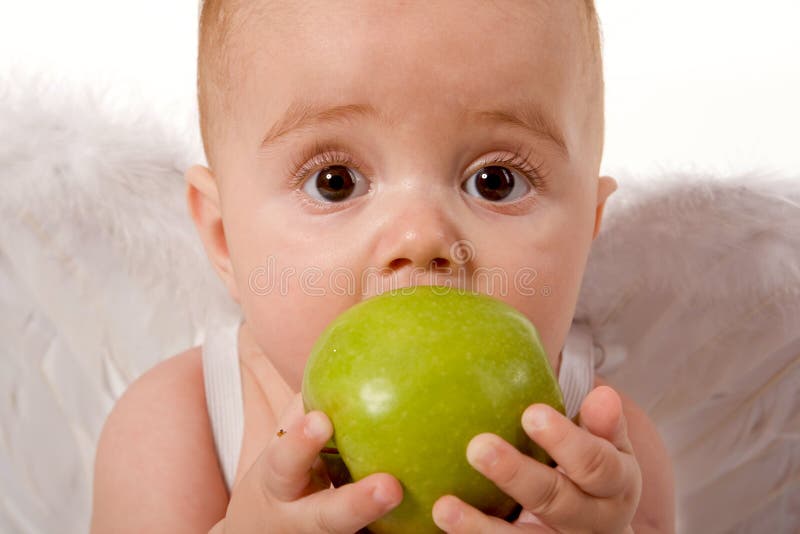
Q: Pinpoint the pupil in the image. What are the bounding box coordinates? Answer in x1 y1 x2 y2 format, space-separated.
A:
476 166 514 201
328 175 344 190
316 165 355 201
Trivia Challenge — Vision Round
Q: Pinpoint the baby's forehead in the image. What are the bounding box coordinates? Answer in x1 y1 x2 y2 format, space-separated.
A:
235 3 594 90
198 0 602 162
224 0 596 65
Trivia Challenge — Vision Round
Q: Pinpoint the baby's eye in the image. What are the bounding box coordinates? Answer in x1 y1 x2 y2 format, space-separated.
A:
462 165 530 202
302 165 369 202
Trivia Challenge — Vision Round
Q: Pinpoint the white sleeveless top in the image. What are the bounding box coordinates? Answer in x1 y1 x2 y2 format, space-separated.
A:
202 319 599 493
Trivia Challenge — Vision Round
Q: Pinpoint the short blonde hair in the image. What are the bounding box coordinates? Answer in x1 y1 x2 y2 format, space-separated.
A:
196 0 603 170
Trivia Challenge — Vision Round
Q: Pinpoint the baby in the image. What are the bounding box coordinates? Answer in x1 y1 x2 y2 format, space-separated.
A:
91 0 675 532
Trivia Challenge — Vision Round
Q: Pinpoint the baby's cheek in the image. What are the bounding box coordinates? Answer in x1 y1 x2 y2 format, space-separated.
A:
504 293 569 366
246 288 358 387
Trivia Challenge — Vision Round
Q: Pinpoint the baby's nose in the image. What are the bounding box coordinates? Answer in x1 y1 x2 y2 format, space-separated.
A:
364 228 455 299
360 179 475 299
373 201 463 273
385 231 452 273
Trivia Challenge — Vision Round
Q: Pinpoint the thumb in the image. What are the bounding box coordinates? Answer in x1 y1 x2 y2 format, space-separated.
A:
578 385 632 454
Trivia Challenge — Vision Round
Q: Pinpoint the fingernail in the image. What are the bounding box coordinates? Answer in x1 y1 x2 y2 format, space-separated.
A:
372 484 400 507
433 498 463 528
303 413 328 439
523 406 549 432
467 439 498 469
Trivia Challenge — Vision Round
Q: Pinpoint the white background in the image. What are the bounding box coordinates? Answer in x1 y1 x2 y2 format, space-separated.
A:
1 0 798 176
599 1 800 176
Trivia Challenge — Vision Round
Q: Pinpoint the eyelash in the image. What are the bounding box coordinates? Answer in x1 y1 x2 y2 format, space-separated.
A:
286 140 550 194
478 146 549 194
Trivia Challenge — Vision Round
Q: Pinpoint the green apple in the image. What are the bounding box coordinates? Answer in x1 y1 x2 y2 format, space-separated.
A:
301 285 564 533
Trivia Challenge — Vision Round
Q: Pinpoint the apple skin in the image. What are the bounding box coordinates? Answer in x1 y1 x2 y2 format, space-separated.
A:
302 286 565 533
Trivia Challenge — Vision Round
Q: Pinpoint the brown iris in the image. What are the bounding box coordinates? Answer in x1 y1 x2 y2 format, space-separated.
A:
316 165 356 201
475 166 514 201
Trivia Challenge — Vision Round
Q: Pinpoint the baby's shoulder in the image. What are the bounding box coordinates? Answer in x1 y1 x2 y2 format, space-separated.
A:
120 345 206 414
100 346 221 462
92 347 228 532
103 346 211 439
593 374 667 463
594 374 676 531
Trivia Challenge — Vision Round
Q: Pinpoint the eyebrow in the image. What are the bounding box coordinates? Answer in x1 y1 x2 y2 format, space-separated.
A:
259 98 569 156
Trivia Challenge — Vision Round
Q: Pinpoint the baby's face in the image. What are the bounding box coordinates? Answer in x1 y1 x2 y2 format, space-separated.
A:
189 0 615 390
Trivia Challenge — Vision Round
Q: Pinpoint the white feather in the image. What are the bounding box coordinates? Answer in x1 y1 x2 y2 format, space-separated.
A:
0 73 236 533
579 168 800 532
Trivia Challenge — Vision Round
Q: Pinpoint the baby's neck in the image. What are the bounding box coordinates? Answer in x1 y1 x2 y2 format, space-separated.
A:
238 320 296 419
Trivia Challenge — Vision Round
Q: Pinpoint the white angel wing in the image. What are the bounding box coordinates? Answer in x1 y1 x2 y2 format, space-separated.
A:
0 76 237 533
577 169 800 532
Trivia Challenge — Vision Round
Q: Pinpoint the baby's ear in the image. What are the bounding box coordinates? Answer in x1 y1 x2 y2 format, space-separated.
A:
593 175 618 240
185 164 240 303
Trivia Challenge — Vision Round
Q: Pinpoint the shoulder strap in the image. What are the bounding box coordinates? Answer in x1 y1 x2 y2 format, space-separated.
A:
201 319 244 492
558 320 596 420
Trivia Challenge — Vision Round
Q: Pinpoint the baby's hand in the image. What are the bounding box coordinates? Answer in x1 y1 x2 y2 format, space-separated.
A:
213 393 402 534
432 386 642 533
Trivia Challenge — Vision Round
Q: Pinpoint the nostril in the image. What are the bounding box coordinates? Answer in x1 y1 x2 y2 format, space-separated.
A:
388 258 412 271
387 258 450 271
431 257 450 269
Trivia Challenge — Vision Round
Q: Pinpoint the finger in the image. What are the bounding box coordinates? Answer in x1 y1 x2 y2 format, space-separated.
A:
431 495 515 534
466 433 596 527
262 395 334 501
522 403 630 498
297 473 403 534
514 510 557 531
432 494 549 534
310 455 333 490
579 386 633 454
